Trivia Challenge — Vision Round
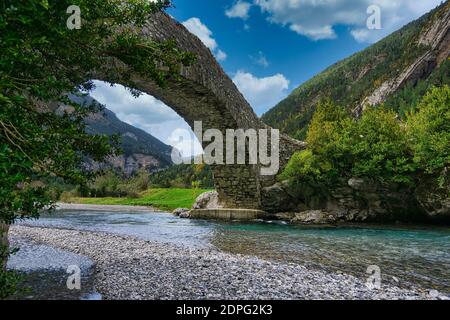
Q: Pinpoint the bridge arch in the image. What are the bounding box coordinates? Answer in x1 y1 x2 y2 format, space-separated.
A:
92 12 304 210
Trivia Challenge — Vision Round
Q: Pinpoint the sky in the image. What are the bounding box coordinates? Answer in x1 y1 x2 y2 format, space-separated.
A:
90 0 443 157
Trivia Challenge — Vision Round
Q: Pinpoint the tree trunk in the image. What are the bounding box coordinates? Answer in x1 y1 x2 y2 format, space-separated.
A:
0 222 10 271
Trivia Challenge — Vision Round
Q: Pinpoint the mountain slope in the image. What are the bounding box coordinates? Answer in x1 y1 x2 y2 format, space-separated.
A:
262 2 450 140
69 94 175 175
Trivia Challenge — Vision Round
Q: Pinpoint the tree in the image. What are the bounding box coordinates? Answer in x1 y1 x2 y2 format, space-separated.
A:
280 99 416 186
407 85 450 185
0 0 194 297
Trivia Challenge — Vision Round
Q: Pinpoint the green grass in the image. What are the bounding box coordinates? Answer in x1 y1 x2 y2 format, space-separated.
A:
69 188 212 211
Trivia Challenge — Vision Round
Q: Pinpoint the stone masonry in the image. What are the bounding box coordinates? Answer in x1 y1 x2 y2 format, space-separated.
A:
93 12 304 210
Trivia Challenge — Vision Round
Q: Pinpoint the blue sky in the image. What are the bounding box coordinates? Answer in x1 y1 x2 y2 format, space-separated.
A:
90 0 443 156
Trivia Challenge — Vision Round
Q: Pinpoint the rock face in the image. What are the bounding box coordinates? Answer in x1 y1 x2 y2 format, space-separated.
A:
84 153 163 177
179 211 191 219
358 7 450 113
262 2 450 133
269 176 449 224
67 94 174 177
415 170 450 219
261 182 298 213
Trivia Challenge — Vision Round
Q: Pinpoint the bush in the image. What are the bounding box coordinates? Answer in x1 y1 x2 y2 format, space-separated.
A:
71 170 153 198
280 95 426 184
149 164 214 188
279 150 332 184
59 191 78 203
0 270 22 299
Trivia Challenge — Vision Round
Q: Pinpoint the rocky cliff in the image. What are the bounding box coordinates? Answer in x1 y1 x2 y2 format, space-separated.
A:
262 171 449 224
356 4 450 115
262 2 450 139
68 94 175 176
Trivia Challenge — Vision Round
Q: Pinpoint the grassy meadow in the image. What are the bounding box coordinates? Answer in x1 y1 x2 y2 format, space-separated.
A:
67 188 212 211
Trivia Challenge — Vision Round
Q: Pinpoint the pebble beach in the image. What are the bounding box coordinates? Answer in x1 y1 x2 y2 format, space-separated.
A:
9 225 446 300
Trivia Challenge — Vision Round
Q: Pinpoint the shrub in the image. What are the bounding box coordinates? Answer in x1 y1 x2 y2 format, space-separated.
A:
280 99 418 185
279 150 332 184
0 269 22 299
59 191 77 203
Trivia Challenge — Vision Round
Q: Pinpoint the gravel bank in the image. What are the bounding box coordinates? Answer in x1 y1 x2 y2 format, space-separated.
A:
9 225 444 300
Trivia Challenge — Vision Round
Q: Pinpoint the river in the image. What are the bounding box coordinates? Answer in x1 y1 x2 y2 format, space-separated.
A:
7 207 450 299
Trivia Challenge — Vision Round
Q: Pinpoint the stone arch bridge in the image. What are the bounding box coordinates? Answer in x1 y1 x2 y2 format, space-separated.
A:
95 12 304 212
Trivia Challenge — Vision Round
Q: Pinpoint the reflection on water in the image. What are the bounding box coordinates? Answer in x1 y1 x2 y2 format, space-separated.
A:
7 239 100 300
20 209 450 295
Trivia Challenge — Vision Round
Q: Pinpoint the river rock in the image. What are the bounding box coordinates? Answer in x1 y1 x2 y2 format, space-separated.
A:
291 210 337 225
179 211 191 219
172 208 190 216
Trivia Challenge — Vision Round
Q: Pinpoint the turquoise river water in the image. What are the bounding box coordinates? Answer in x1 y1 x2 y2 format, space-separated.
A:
9 208 450 298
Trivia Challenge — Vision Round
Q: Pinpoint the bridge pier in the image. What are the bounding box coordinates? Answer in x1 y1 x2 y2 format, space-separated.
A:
190 208 266 220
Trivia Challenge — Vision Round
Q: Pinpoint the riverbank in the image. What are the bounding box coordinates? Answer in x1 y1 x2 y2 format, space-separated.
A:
66 188 211 212
55 203 162 212
7 237 100 300
9 225 446 300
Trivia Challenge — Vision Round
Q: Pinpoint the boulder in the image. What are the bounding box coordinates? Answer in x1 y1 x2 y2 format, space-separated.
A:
192 191 221 209
415 170 450 219
172 208 190 216
261 182 296 213
179 211 191 219
291 210 337 225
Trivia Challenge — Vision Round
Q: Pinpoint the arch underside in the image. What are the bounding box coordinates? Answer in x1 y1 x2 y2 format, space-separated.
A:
94 12 304 210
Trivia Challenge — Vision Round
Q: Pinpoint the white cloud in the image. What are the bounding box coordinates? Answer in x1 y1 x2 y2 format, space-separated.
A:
232 71 289 115
167 128 203 159
226 1 252 20
182 17 227 61
90 81 179 124
90 80 203 156
182 17 217 51
216 49 228 62
350 28 371 43
290 24 336 41
253 0 443 42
